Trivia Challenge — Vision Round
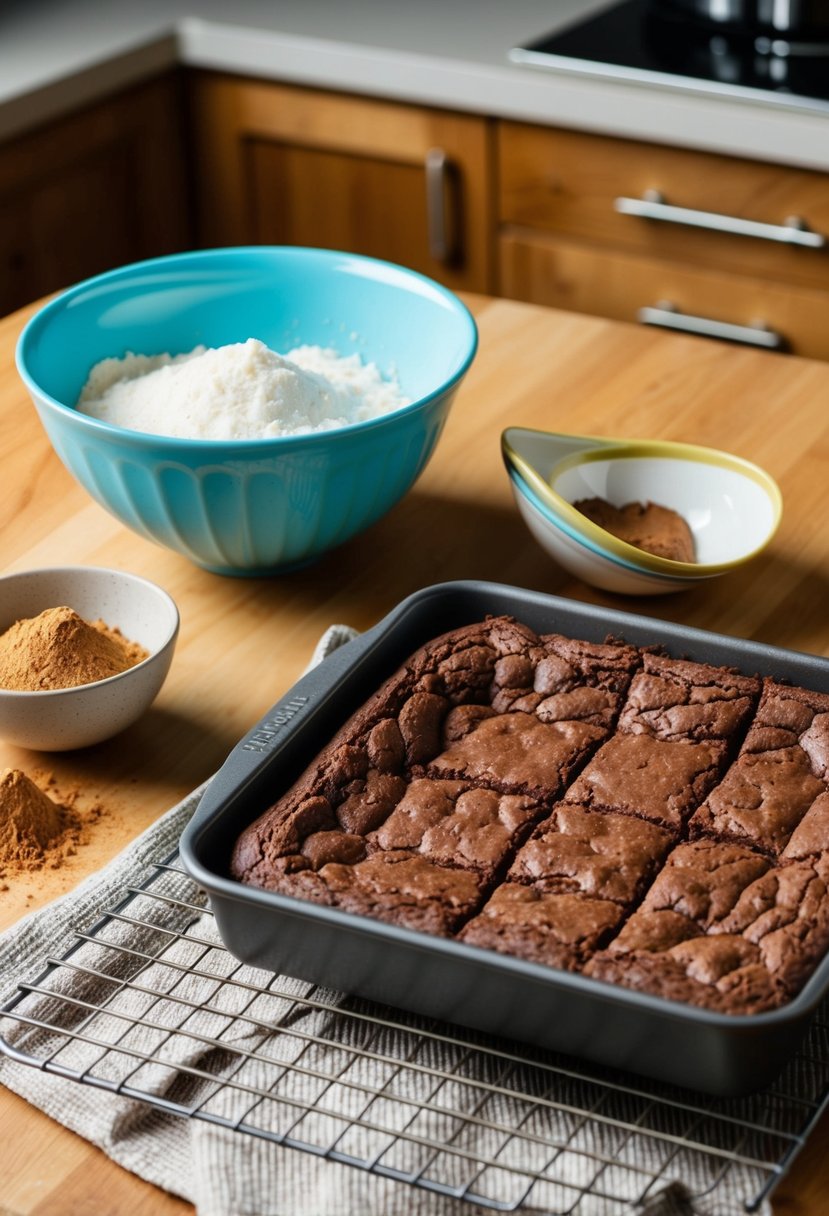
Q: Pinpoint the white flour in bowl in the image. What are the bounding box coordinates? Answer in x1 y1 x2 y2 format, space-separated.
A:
76 338 410 440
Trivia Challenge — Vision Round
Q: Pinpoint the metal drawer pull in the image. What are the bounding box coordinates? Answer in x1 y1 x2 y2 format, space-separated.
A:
638 301 786 350
615 189 826 249
425 147 459 265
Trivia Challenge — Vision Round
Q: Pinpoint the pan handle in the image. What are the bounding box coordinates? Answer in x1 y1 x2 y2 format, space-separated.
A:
181 622 381 842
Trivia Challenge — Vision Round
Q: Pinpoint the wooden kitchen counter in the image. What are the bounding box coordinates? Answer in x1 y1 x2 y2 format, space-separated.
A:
1 292 828 1214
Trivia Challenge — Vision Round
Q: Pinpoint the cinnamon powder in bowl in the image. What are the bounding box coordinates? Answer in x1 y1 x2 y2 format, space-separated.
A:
0 605 148 692
0 567 178 751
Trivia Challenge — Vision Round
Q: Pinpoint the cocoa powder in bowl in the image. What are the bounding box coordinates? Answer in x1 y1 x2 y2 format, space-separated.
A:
0 605 148 691
572 497 696 563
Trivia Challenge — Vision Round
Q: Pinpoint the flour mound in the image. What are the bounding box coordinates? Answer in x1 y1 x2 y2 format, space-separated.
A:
77 338 410 440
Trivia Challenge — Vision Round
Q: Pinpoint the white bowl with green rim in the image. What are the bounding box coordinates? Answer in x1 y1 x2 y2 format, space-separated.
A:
502 427 782 596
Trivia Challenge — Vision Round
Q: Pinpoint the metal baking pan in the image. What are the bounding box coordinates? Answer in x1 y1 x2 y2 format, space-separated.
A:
180 580 829 1097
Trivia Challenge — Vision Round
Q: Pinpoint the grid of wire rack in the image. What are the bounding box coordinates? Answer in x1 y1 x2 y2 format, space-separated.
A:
1 851 827 1214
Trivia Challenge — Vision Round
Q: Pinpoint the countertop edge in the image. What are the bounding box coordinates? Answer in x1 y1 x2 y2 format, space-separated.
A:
2 9 829 171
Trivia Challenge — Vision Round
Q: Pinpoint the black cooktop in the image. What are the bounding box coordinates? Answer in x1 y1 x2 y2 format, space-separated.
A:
511 0 829 113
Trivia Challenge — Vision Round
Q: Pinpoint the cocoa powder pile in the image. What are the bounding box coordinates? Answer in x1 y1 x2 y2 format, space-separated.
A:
0 768 85 877
572 497 696 563
0 606 148 691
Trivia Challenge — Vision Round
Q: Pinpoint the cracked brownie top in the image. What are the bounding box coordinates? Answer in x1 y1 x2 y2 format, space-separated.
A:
230 615 829 1016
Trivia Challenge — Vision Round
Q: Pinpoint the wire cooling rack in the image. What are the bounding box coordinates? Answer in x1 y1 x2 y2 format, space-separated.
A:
1 853 827 1214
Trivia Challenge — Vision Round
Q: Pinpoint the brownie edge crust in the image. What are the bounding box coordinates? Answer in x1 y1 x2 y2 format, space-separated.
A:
231 615 829 1016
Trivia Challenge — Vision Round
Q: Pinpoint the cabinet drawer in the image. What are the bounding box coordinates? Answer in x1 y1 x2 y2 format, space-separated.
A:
499 124 829 292
499 230 829 361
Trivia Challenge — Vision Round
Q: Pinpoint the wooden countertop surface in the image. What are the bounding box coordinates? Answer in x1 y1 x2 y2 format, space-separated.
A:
1 292 828 1214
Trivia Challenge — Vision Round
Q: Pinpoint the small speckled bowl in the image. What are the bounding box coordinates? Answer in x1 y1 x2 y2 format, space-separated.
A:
0 566 179 750
502 427 782 595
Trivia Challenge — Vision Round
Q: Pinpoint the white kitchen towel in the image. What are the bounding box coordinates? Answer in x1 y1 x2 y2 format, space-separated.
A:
0 625 781 1216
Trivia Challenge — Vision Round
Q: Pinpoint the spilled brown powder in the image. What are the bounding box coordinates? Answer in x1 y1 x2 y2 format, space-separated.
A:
0 605 148 691
0 768 85 876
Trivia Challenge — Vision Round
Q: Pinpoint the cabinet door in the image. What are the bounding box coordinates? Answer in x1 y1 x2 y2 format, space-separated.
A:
189 74 494 294
0 74 190 316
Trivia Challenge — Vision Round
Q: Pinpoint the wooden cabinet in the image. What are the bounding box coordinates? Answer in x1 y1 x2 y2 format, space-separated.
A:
5 64 828 360
0 74 191 317
188 73 495 294
498 123 829 358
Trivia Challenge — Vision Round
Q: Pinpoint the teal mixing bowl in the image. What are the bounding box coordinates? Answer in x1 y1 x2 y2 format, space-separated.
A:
16 247 477 575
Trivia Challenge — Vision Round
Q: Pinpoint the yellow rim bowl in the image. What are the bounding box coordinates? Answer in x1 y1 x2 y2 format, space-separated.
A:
502 430 782 577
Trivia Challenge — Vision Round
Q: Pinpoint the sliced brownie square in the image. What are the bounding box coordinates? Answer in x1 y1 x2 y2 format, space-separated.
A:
459 884 623 970
251 853 484 936
366 777 543 881
586 904 783 1015
425 710 606 801
781 792 829 866
714 859 829 999
636 839 771 929
618 652 759 746
420 628 641 800
585 938 783 1014
496 631 640 727
689 679 829 855
508 803 674 904
562 734 725 829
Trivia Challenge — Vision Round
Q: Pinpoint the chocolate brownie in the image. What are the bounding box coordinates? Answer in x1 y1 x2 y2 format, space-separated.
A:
585 938 783 1014
230 615 829 1017
508 803 674 904
366 778 542 879
249 853 483 936
637 840 770 929
561 653 755 830
459 884 622 969
585 905 784 1014
426 711 606 801
618 652 760 746
781 792 829 866
230 722 410 890
488 631 641 722
233 617 641 887
562 734 724 829
584 841 829 1011
689 679 829 855
422 630 640 799
714 859 829 997
602 907 701 954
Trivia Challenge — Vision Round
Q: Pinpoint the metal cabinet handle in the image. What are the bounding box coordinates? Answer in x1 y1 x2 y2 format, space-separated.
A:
425 147 459 265
638 301 786 350
615 190 826 249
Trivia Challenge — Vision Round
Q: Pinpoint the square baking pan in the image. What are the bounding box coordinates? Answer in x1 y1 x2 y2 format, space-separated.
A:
180 580 829 1097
